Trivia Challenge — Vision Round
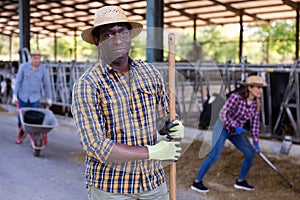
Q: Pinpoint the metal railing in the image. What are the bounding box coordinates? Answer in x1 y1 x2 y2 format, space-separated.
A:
2 60 300 142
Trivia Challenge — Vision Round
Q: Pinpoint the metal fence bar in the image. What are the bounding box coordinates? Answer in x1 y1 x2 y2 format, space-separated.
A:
3 60 300 141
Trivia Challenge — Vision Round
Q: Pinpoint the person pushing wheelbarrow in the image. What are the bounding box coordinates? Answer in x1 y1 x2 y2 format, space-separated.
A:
12 50 52 145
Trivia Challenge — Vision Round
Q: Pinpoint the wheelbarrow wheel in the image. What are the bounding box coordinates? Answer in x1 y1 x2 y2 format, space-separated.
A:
33 135 42 157
34 149 40 157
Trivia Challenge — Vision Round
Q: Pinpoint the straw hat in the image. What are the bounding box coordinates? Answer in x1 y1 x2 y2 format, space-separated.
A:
30 50 42 56
81 6 143 44
241 75 267 87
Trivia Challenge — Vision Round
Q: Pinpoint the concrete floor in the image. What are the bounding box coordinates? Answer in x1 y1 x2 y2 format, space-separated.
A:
1 104 299 200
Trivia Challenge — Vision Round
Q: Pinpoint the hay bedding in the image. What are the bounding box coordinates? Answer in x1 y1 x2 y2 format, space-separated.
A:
164 140 300 200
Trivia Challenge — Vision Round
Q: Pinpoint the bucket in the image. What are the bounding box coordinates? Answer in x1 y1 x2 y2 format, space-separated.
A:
280 135 292 155
24 110 45 125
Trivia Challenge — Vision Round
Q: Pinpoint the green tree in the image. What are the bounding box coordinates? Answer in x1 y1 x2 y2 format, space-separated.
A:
251 20 295 63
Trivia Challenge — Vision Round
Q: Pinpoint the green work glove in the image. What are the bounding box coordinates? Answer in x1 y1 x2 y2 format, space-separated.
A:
167 120 184 140
147 140 181 161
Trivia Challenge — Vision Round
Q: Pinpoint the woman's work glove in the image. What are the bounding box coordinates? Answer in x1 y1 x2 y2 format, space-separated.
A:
253 142 260 153
12 94 18 104
147 140 181 161
166 120 184 140
46 98 52 106
235 126 247 135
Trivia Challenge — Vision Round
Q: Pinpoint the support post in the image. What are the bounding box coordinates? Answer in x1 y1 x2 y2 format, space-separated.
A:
146 0 164 62
18 0 30 63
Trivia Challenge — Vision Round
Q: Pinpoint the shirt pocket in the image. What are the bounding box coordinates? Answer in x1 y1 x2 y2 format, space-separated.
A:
99 89 128 139
135 84 156 111
133 85 157 137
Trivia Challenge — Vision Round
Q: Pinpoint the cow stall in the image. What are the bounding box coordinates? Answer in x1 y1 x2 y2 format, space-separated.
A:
1 60 300 142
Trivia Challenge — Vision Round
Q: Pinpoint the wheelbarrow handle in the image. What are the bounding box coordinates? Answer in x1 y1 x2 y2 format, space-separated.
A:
16 102 20 110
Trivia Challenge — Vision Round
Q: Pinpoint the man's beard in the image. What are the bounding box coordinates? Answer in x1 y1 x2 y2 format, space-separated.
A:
111 55 127 65
102 50 128 66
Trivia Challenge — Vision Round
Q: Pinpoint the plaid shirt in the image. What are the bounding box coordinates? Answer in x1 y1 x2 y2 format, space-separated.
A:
219 93 260 143
71 58 169 194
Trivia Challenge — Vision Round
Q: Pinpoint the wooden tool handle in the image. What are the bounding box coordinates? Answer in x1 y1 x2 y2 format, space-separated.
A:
168 33 177 200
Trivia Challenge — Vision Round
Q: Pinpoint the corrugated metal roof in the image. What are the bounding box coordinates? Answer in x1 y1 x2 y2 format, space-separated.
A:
1 0 299 38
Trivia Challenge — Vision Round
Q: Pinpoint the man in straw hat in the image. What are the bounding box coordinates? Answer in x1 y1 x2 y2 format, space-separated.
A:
71 6 184 200
12 49 52 143
191 75 267 193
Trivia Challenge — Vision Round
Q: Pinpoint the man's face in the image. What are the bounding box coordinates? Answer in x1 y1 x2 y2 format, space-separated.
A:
98 23 131 64
31 55 41 67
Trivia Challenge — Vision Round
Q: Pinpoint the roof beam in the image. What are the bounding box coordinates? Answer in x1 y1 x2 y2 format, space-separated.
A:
211 0 265 22
165 4 216 27
282 0 299 9
1 0 299 38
